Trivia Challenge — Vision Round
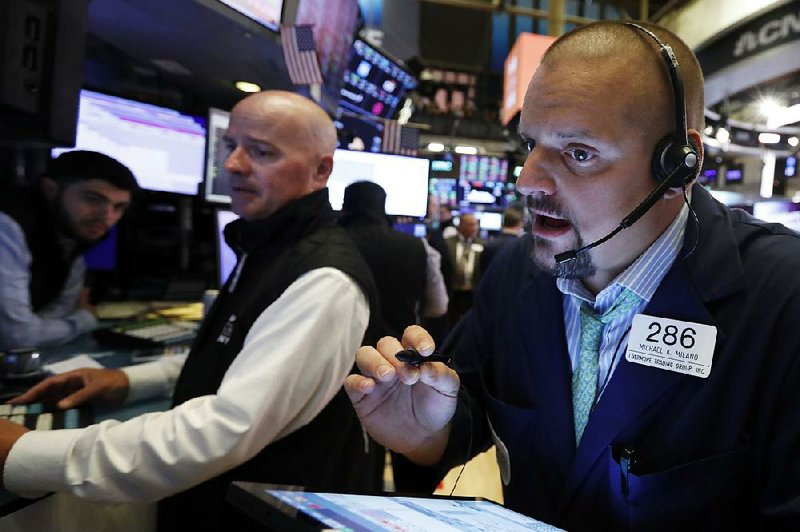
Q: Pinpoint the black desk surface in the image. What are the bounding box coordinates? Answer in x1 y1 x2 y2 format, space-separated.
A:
0 333 173 516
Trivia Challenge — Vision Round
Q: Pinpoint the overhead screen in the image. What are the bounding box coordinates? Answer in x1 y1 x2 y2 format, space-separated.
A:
339 38 418 119
427 154 515 208
217 0 283 31
52 89 207 195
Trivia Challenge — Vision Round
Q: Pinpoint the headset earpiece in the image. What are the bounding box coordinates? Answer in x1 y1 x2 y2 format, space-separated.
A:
651 135 699 187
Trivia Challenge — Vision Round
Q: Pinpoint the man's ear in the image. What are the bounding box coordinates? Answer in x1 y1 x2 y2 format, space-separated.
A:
39 177 59 201
314 154 334 187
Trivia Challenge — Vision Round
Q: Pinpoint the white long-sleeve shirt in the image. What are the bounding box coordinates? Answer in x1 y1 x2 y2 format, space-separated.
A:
0 213 96 351
4 267 369 503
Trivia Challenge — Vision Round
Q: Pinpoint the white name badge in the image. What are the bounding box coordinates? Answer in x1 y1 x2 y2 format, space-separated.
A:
625 314 717 378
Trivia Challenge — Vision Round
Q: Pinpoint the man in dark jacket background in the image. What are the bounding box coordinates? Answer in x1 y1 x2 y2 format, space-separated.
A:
339 181 447 338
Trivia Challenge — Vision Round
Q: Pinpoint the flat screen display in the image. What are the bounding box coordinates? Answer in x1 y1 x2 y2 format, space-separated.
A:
431 160 454 172
429 177 458 209
474 211 503 231
227 482 564 531
204 108 232 203
339 38 418 119
725 163 744 184
52 90 207 196
459 154 508 183
217 0 283 31
699 167 718 186
216 208 239 286
457 155 516 207
328 149 430 217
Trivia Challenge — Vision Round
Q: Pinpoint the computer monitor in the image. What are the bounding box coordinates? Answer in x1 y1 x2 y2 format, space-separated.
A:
699 167 718 186
430 160 454 173
474 211 503 232
216 208 239 287
328 149 430 217
456 154 516 208
429 177 458 209
52 89 207 195
204 107 232 203
459 154 509 183
217 0 283 31
724 163 744 185
339 37 418 119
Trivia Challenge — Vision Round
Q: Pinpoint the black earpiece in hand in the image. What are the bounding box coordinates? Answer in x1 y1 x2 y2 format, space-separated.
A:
394 349 451 367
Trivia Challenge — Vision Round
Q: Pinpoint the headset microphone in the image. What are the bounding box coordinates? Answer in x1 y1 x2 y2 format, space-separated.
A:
554 159 696 264
553 23 699 266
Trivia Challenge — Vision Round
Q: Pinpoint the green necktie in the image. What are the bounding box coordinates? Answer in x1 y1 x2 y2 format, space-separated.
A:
572 289 642 445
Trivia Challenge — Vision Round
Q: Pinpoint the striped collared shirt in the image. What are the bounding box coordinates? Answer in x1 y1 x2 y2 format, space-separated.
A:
556 203 689 395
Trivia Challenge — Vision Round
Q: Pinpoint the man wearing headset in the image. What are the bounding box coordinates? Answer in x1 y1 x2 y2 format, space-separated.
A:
346 21 800 529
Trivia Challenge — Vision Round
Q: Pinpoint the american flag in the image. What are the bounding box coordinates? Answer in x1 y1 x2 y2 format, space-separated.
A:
280 24 323 85
382 121 419 156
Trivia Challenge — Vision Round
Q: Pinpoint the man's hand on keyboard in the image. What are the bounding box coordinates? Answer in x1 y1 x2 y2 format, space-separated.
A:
7 368 130 410
0 418 29 489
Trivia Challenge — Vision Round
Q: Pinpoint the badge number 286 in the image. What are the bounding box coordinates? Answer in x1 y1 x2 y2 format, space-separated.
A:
626 315 717 378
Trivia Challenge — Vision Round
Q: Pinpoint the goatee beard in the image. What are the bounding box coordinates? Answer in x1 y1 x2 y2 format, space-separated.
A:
525 195 596 279
530 235 596 279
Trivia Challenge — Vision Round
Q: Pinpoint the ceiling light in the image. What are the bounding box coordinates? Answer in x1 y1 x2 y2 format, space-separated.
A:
758 96 784 120
715 127 730 143
789 136 799 147
758 132 781 144
235 81 261 93
454 145 477 155
427 142 445 152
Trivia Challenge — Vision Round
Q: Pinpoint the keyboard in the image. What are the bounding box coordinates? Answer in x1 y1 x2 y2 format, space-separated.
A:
0 403 93 430
94 318 199 348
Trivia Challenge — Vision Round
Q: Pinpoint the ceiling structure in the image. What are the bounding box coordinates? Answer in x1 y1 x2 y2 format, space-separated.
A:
84 0 294 114
82 0 798 142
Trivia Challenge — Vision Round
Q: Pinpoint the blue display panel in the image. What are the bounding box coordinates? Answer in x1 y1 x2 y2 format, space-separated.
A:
339 38 417 119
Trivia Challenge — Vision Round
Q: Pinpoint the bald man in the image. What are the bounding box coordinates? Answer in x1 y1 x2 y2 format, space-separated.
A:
0 91 382 529
345 22 800 529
